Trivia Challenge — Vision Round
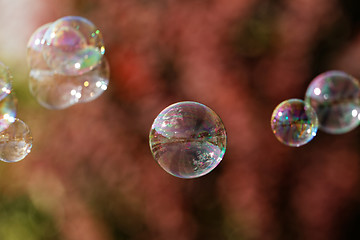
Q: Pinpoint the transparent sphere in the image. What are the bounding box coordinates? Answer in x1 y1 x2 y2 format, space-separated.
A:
149 101 227 178
42 16 105 76
0 118 32 163
0 62 12 101
271 99 318 147
305 71 360 134
29 58 109 109
0 93 17 132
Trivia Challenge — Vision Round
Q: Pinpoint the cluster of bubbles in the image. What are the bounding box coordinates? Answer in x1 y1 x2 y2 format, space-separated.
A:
271 70 360 147
27 16 109 109
0 63 32 163
149 101 227 178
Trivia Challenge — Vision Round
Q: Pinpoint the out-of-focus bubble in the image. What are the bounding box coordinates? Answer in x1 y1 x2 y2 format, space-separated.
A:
42 16 105 76
29 58 109 109
29 69 81 110
0 93 17 132
27 16 108 109
149 101 227 179
0 62 12 101
0 118 32 163
305 71 360 134
271 99 318 147
27 23 52 70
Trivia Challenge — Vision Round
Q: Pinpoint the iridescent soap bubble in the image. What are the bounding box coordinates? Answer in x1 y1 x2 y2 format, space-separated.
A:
42 16 105 76
149 101 227 178
271 99 318 147
0 93 17 132
27 17 108 109
0 62 12 101
29 58 109 109
0 118 32 163
305 71 360 134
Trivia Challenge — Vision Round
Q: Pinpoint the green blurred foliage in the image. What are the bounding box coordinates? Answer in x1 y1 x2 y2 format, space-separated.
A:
0 195 60 240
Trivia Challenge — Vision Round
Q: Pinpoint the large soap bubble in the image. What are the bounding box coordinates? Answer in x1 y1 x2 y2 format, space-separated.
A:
149 101 227 178
27 16 108 110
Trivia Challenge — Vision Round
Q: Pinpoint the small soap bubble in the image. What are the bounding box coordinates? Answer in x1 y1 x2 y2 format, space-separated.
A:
0 93 17 132
42 16 105 76
305 71 360 134
0 62 12 101
27 23 52 70
0 118 32 163
271 99 318 147
149 101 227 178
29 58 109 109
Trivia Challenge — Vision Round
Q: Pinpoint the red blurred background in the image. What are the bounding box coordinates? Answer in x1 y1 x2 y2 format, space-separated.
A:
0 0 360 239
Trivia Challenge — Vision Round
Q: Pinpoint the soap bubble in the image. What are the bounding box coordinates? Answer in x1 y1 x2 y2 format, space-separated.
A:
42 16 105 76
0 93 17 132
149 101 227 179
27 23 52 70
0 118 32 163
305 71 360 134
27 17 108 109
271 99 318 147
29 58 109 109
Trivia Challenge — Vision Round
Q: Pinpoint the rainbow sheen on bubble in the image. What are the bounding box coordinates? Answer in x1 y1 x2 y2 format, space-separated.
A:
0 118 32 163
271 99 318 147
0 93 17 133
42 16 104 75
0 62 12 101
149 101 227 179
305 71 360 134
29 58 109 110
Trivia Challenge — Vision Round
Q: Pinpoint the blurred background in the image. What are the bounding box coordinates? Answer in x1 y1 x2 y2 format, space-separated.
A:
1 0 360 239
